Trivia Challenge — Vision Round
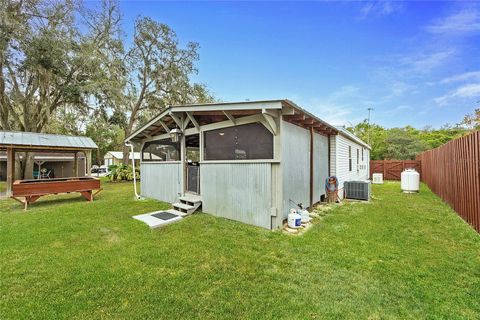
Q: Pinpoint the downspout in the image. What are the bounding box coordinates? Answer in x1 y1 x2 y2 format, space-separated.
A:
327 134 331 176
309 127 314 209
125 141 141 199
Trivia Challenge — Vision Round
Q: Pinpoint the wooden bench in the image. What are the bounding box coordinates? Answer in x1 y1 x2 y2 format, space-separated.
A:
11 177 102 210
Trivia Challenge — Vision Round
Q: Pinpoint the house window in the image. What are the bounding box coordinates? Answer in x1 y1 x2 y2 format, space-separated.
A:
204 122 274 160
142 139 180 161
357 148 359 172
362 148 364 161
348 146 352 171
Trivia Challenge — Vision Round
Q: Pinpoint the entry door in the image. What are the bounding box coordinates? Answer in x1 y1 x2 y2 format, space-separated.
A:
187 164 200 194
185 134 200 194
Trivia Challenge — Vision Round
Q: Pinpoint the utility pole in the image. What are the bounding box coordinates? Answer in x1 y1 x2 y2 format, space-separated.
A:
367 107 374 145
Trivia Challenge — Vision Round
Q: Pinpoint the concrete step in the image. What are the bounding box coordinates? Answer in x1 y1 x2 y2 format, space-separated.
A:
173 202 195 210
166 208 189 217
172 202 199 215
179 194 202 205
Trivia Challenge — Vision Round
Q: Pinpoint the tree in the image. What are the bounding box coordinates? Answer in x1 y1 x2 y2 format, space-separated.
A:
383 128 427 160
0 0 120 178
461 108 480 130
347 120 387 160
85 110 124 165
95 15 214 164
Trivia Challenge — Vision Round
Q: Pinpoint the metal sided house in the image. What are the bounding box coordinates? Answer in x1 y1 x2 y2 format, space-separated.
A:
125 100 371 230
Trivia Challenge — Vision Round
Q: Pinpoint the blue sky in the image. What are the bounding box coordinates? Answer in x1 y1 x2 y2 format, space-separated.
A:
115 1 480 128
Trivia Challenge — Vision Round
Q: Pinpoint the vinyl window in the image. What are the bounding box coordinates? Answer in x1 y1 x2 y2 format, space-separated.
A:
348 146 352 172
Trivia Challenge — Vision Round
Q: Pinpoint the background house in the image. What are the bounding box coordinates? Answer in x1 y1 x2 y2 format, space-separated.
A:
126 99 370 230
104 151 140 167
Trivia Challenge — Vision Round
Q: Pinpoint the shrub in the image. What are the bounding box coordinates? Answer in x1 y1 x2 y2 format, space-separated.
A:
109 164 140 182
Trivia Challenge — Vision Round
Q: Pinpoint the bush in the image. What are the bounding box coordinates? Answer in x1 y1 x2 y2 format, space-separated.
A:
109 164 140 182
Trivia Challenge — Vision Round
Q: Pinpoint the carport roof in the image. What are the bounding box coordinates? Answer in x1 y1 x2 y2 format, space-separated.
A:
0 131 97 151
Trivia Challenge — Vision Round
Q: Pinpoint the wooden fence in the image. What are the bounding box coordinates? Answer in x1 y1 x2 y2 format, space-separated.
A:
416 131 480 233
370 160 422 180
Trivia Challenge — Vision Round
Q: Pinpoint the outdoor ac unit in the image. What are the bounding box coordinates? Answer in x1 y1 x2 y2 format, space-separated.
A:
372 173 384 184
344 181 371 201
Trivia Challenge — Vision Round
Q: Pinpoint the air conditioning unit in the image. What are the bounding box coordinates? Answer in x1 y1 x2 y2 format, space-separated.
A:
344 181 371 201
372 173 384 184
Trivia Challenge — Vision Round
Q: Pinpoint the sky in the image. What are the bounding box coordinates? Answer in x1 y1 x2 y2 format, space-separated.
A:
114 1 480 128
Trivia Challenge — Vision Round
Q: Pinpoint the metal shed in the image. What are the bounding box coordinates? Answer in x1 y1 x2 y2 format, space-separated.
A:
126 99 370 229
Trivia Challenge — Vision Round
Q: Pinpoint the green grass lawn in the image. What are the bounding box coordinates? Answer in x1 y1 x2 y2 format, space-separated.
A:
1 181 479 319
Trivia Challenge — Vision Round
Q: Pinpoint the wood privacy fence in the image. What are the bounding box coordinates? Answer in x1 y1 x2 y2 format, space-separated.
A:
370 160 422 180
416 131 480 233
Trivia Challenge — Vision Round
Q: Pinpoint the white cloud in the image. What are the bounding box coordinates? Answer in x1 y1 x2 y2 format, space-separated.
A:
329 85 359 101
395 105 412 111
434 83 480 106
311 102 356 126
359 1 404 19
441 71 480 84
425 8 480 35
399 49 456 74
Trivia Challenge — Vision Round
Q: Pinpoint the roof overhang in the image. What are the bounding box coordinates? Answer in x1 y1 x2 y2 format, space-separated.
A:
125 99 339 142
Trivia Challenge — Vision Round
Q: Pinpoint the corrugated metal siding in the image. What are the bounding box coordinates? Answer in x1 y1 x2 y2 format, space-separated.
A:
335 134 370 193
201 163 272 229
313 132 329 201
140 162 182 203
281 121 310 219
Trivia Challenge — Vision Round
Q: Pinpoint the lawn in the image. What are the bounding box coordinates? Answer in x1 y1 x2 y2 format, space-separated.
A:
1 181 479 319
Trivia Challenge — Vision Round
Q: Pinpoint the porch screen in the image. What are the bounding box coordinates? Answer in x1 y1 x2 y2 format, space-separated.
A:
204 122 273 160
142 139 180 161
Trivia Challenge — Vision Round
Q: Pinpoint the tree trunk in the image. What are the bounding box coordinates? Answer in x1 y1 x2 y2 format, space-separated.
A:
122 124 133 165
23 152 35 179
14 152 23 180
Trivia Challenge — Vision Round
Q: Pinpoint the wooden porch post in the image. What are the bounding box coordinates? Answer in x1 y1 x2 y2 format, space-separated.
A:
73 151 78 177
6 147 15 197
85 150 92 176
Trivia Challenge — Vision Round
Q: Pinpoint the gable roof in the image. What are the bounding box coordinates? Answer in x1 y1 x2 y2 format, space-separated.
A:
125 99 339 142
0 131 97 150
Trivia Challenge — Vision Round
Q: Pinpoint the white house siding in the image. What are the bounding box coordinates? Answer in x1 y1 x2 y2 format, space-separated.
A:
201 163 272 229
333 134 370 197
140 162 182 203
329 135 336 176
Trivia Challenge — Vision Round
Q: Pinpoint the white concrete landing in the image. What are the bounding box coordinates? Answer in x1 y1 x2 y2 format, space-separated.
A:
133 211 183 229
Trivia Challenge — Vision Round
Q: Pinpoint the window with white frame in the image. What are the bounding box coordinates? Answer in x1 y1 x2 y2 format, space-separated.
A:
348 146 352 171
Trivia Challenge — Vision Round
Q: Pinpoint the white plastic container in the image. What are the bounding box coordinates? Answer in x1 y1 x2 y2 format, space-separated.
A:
401 169 420 193
287 209 302 228
300 209 310 224
372 173 384 184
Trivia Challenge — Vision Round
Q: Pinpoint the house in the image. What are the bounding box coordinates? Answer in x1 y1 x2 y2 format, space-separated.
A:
125 99 370 230
104 151 140 167
0 152 86 181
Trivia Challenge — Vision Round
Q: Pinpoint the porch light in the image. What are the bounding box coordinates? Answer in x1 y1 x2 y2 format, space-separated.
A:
169 128 183 142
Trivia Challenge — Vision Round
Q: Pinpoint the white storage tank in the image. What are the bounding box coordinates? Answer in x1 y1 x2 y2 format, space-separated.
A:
401 169 420 193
